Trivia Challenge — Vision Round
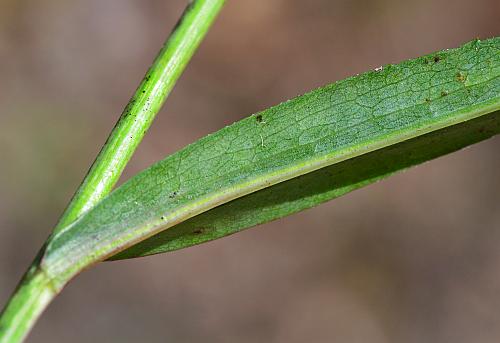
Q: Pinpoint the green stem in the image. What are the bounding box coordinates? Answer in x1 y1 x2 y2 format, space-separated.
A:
55 0 226 232
0 1 225 342
0 254 57 343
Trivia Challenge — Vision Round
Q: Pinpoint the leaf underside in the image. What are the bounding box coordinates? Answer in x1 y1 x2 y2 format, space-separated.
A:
41 38 499 283
112 110 500 259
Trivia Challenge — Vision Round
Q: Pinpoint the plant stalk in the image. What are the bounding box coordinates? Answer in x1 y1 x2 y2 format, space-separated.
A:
0 275 55 343
55 0 225 232
0 251 58 343
0 1 225 342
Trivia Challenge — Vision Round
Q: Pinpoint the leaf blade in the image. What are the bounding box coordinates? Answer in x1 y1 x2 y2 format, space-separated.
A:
41 38 500 286
112 110 500 259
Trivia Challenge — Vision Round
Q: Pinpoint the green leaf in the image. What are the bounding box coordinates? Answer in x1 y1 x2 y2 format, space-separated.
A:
112 110 500 259
41 38 499 287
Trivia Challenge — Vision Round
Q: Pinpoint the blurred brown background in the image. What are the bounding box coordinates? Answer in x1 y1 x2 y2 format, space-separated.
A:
1 0 499 342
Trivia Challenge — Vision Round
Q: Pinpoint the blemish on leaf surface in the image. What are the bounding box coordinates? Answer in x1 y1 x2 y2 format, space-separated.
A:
456 72 466 82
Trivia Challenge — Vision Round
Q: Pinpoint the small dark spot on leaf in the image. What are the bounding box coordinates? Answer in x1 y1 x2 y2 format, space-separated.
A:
255 114 263 123
169 191 178 199
456 72 466 82
433 56 441 63
161 216 165 220
441 91 448 97
425 98 431 103
142 90 146 93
